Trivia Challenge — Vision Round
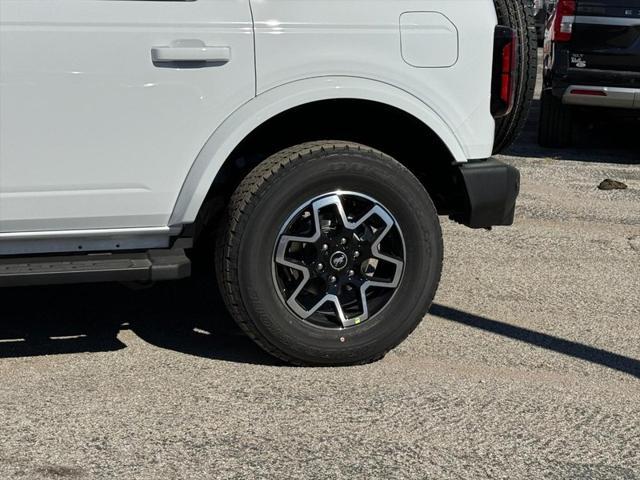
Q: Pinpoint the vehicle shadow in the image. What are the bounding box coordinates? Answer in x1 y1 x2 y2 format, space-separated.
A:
0 280 637 378
504 100 640 165
0 279 281 366
430 304 640 379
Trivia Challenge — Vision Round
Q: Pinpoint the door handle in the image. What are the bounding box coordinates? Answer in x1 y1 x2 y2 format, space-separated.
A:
151 41 231 66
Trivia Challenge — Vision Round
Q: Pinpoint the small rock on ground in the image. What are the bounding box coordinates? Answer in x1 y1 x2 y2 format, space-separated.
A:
598 179 628 190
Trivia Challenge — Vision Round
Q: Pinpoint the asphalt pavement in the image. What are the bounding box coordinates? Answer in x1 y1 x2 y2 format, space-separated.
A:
1 61 639 479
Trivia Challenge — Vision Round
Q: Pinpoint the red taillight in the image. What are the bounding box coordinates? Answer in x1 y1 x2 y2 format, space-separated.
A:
570 89 606 96
551 0 576 42
491 26 517 118
500 38 515 105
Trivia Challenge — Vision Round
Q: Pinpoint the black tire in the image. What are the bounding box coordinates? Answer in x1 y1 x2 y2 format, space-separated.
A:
215 142 443 366
538 89 573 147
493 0 539 154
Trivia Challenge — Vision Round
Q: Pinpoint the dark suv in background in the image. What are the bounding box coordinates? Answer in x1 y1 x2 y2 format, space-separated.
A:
539 0 640 147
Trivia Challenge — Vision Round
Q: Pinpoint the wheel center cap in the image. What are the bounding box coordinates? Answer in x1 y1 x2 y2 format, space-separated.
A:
329 251 348 271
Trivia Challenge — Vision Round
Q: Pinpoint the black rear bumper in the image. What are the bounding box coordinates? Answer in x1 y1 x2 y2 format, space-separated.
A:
452 159 520 229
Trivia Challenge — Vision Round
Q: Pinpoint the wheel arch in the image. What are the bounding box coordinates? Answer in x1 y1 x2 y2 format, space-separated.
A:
169 76 468 229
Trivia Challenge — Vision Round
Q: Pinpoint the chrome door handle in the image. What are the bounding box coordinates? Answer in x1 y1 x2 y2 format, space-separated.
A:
152 41 231 65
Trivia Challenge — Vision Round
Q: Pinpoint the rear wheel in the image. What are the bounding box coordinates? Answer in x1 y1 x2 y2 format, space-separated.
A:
215 142 443 366
538 89 573 147
493 0 538 154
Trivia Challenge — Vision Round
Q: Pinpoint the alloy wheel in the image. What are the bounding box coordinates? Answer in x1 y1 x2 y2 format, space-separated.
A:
272 191 405 329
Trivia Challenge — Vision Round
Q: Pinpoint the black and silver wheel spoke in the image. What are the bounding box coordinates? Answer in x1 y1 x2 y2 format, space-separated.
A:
273 192 405 329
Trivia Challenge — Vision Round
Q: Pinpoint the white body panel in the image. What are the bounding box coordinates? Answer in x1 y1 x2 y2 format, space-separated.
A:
250 0 497 160
169 75 470 227
0 0 254 233
0 0 497 238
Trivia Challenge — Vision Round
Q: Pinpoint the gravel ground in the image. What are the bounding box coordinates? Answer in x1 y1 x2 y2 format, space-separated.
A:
1 59 639 479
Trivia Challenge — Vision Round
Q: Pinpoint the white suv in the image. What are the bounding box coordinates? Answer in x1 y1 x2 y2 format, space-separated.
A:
0 0 536 365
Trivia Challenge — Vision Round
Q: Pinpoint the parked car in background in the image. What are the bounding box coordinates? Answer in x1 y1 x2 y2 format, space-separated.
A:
535 0 556 44
539 0 640 147
533 0 546 42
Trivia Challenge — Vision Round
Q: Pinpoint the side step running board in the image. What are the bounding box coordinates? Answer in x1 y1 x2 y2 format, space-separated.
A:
0 249 191 288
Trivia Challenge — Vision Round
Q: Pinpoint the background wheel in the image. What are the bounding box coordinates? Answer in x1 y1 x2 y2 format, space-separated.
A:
538 89 573 148
215 142 443 366
492 0 538 154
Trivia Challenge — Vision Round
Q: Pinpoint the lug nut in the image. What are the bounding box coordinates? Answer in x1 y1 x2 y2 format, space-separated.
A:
316 263 324 272
321 244 329 252
329 275 337 284
340 237 347 245
348 270 355 277
353 251 360 259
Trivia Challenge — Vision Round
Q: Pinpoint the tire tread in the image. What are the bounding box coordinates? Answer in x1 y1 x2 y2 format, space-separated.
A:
538 89 573 147
215 142 442 366
493 0 539 154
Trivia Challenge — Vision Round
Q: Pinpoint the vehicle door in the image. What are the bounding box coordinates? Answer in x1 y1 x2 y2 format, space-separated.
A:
0 0 254 233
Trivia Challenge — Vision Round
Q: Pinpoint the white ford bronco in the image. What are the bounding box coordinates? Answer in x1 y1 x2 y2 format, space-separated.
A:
0 0 536 365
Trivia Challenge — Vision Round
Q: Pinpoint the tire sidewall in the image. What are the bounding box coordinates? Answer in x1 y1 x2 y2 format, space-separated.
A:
235 148 442 365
